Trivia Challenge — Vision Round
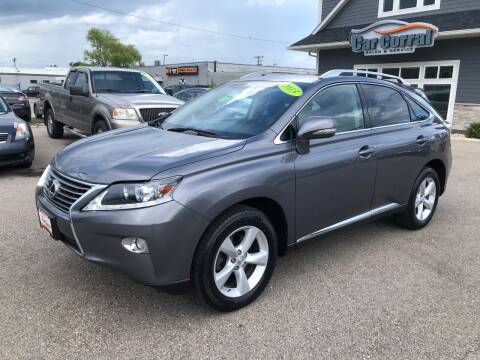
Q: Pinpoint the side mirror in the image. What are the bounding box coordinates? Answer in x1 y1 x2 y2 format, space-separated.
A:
69 85 88 97
296 116 336 154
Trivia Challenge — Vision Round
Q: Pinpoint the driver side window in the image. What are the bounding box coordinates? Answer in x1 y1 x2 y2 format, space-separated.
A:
297 84 365 133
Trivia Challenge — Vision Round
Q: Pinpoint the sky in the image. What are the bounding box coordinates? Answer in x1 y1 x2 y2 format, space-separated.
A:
0 0 318 69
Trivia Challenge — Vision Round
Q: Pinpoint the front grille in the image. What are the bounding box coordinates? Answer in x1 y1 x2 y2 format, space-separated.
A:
0 133 8 143
43 168 93 213
139 107 176 122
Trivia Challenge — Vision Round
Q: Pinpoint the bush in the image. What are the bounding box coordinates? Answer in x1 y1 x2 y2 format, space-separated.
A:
465 122 480 139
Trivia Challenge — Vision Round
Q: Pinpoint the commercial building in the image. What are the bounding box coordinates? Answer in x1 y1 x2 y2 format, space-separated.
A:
0 67 69 89
291 0 480 131
137 61 315 88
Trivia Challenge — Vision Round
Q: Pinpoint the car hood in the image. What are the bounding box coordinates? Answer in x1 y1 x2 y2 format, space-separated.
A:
52 125 245 184
0 111 20 133
96 93 183 108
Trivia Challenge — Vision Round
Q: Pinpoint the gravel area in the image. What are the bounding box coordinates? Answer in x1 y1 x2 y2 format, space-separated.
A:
1 128 479 359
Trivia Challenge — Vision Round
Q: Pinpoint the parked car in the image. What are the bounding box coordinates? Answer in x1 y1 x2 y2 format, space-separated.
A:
0 96 34 167
41 67 183 138
0 85 31 122
174 87 209 102
23 85 41 98
164 84 206 96
36 70 451 311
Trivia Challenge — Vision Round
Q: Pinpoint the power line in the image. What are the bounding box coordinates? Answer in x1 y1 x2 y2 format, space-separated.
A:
70 0 291 45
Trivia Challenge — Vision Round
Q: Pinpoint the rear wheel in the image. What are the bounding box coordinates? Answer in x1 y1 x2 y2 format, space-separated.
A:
395 167 440 230
192 205 277 311
93 120 109 135
45 109 63 138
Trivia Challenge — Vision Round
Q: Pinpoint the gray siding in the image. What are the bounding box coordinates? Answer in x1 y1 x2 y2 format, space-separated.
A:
316 38 480 103
328 0 480 28
322 0 342 19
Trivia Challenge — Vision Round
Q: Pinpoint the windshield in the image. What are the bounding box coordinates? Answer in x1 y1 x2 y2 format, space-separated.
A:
91 71 165 94
161 81 310 139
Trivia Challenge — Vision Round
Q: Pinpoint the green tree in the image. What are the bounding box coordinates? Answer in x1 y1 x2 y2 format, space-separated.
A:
82 28 142 67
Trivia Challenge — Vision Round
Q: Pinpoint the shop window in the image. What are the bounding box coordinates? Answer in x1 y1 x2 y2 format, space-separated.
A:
382 68 400 77
423 84 451 120
425 67 438 79
401 67 420 79
30 80 38 84
439 66 453 79
379 0 441 17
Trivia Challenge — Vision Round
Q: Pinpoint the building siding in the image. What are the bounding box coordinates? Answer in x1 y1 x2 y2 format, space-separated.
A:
328 0 480 29
316 38 480 104
323 0 342 19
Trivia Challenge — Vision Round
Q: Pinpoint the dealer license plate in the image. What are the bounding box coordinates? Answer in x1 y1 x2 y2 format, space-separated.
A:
38 209 53 237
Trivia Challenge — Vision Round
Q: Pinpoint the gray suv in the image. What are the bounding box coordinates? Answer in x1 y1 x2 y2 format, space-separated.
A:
36 70 452 311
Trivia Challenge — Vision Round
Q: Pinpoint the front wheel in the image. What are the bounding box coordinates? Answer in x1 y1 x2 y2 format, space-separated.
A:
93 120 109 135
192 205 277 311
395 167 440 230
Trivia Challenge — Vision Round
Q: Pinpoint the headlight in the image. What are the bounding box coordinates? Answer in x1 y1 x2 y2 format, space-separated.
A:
37 165 50 187
112 108 138 120
15 122 30 140
83 177 181 211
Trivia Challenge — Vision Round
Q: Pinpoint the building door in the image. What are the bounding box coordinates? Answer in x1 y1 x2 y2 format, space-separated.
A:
354 60 460 124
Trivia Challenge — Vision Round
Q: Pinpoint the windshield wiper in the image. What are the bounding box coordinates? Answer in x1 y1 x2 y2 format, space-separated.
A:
167 127 219 138
148 112 171 127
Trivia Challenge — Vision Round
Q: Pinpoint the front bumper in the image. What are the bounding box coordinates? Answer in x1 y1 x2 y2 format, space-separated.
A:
36 185 209 286
0 135 34 166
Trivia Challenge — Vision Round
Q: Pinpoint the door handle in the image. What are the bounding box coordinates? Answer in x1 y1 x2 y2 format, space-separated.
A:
358 145 375 158
416 135 427 146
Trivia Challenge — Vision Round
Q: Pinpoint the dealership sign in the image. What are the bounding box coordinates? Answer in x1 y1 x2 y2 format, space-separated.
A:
166 66 199 76
350 20 439 56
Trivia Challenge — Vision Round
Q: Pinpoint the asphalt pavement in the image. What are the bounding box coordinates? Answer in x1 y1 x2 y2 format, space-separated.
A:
1 127 479 360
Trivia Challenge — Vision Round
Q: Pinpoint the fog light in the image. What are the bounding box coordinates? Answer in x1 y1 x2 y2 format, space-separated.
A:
121 237 149 254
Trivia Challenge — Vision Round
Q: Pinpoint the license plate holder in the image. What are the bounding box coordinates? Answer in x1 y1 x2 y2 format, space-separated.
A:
38 208 53 237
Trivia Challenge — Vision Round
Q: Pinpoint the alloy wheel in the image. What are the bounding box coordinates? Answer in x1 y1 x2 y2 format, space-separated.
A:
415 176 437 221
47 114 53 134
213 226 269 298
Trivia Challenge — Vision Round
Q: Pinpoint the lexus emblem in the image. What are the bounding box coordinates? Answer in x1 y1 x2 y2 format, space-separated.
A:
47 179 61 199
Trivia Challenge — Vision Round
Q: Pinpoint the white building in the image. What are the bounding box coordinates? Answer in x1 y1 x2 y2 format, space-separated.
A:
137 61 315 88
0 67 69 89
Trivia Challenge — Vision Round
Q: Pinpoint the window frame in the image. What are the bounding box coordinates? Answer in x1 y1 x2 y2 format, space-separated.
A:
378 0 441 18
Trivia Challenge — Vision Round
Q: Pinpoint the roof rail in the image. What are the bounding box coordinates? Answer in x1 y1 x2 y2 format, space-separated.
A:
321 69 410 85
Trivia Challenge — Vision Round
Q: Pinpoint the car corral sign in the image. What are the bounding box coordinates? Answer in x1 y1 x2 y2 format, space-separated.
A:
350 20 439 56
166 66 199 76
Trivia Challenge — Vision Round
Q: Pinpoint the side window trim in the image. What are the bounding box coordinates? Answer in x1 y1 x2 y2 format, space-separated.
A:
403 94 434 123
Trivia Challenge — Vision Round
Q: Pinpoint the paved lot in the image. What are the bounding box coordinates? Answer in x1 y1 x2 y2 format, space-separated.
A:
1 127 479 360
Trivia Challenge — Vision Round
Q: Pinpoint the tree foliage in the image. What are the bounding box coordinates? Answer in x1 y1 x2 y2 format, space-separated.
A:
81 28 142 68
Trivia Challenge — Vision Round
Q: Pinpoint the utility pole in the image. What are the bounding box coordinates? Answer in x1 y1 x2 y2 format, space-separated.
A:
13 58 18 71
254 56 264 66
163 54 168 65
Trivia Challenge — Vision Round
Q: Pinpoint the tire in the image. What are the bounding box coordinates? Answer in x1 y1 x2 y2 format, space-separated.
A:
34 104 42 119
45 109 63 139
395 167 440 230
93 120 109 135
192 205 278 311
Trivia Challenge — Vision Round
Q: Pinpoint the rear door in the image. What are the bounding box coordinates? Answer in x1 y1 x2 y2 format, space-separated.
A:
361 84 435 208
294 83 377 241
